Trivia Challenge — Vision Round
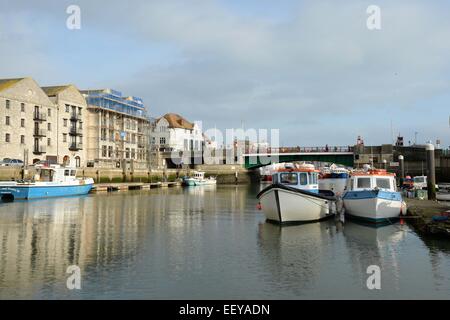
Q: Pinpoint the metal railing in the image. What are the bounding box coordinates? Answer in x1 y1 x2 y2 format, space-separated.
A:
69 142 83 150
33 145 46 154
69 127 83 136
245 146 354 154
33 112 47 121
33 128 47 137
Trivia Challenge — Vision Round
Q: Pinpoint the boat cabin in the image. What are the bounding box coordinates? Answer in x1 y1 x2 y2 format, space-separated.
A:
35 165 78 183
272 168 319 193
347 170 397 192
191 171 205 180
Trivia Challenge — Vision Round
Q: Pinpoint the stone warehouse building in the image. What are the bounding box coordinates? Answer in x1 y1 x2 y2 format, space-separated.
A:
42 85 87 167
81 89 151 170
0 77 58 164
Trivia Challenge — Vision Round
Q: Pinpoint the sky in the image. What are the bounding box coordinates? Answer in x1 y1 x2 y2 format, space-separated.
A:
1 0 450 147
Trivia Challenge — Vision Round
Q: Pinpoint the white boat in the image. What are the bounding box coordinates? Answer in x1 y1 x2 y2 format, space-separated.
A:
319 164 350 196
183 171 217 186
257 163 336 224
0 165 94 202
343 168 406 223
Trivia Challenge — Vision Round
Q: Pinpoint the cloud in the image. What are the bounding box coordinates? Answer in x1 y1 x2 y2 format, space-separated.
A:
1 0 450 146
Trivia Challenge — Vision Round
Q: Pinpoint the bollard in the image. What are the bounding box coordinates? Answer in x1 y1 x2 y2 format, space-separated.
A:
425 144 436 201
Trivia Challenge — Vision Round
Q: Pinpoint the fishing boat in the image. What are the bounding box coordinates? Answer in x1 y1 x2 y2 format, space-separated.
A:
319 164 350 196
257 163 336 224
182 171 217 186
0 165 94 202
343 168 406 223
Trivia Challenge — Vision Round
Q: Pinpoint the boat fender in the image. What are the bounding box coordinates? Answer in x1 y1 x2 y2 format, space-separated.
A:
256 203 262 210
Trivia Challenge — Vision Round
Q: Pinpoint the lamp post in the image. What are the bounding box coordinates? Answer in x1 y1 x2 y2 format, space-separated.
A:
425 143 436 201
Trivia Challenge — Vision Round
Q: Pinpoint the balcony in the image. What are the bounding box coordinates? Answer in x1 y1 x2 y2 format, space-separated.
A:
33 112 47 121
69 127 83 136
33 128 47 137
138 142 147 148
33 145 46 154
69 142 83 151
70 113 82 121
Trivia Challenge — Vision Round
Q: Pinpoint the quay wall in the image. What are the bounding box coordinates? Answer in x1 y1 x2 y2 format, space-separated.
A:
0 165 257 184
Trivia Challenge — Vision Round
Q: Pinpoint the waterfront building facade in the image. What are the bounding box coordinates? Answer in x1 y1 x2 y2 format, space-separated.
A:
82 89 150 169
151 113 204 152
42 85 87 167
0 77 58 164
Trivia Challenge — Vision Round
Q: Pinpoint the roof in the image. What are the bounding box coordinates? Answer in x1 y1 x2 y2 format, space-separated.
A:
0 78 25 92
41 85 72 96
160 113 194 130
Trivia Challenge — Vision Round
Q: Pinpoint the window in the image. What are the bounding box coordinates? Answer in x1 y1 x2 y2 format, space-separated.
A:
160 137 166 145
20 135 25 144
65 104 69 112
102 146 107 157
48 108 51 117
21 103 25 112
78 107 82 116
376 178 391 190
125 148 130 158
21 119 25 127
5 133 10 142
309 172 318 184
5 116 10 125
47 123 51 131
63 119 67 127
151 137 156 144
64 170 70 176
131 148 135 159
280 173 298 185
108 146 113 157
47 138 51 146
6 100 10 109
357 178 371 189
299 172 308 185
70 170 76 176
63 133 67 142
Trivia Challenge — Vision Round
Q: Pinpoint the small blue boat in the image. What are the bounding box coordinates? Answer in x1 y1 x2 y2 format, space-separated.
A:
0 165 94 202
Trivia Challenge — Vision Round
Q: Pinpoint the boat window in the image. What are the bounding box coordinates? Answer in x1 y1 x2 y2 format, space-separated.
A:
70 170 76 176
280 173 298 185
357 177 371 189
376 178 391 190
273 174 279 184
414 177 425 183
299 173 308 185
64 170 70 176
350 179 354 190
309 173 318 184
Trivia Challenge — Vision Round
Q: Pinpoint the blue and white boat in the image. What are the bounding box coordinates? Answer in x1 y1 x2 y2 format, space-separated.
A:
182 171 217 186
343 168 406 223
0 165 94 202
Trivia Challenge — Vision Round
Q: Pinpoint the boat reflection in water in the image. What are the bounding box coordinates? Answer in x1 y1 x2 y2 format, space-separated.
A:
257 220 340 298
342 221 408 293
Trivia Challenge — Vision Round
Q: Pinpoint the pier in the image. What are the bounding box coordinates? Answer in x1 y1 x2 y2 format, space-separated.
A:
92 181 181 192
406 198 450 237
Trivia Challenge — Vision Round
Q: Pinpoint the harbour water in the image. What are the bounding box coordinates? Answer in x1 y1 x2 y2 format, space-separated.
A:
1 185 450 299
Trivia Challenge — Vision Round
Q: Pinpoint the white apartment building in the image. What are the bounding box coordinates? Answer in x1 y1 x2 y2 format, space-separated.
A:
42 85 87 167
151 113 204 152
0 77 58 164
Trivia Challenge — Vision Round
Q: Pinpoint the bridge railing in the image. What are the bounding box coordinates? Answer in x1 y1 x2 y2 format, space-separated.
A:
247 146 354 154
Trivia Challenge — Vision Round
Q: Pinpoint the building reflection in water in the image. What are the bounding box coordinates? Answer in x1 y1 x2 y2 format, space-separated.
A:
0 193 145 298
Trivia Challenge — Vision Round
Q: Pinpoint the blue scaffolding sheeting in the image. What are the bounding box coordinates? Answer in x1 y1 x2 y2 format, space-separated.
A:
84 89 146 118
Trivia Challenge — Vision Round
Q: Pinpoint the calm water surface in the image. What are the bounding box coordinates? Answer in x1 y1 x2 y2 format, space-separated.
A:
1 185 450 299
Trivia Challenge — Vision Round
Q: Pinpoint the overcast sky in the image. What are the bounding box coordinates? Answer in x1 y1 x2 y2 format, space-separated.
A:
1 0 450 147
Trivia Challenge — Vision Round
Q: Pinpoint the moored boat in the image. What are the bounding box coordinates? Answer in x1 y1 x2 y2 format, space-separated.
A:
0 165 94 202
343 168 406 223
257 163 336 224
319 164 350 196
182 171 217 186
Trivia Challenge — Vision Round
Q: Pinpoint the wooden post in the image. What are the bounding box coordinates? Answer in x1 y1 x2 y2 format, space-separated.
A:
426 144 436 201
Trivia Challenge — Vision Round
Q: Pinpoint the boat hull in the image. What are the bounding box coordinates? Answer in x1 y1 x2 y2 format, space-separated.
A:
0 183 93 201
183 178 216 186
319 178 348 196
437 192 450 201
257 184 334 224
343 190 403 222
